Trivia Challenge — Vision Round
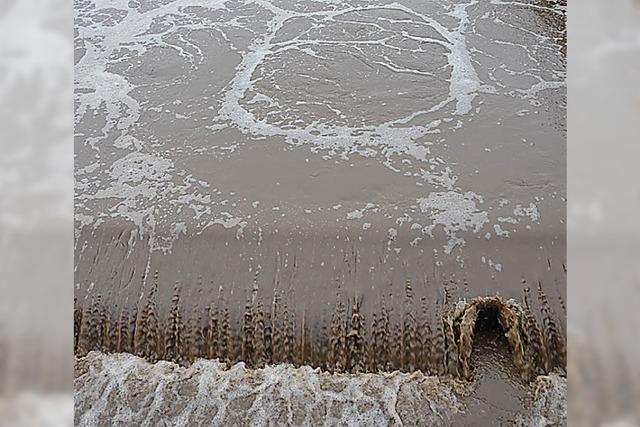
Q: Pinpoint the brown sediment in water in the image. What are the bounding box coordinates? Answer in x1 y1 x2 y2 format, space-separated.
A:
74 274 566 381
69 1 568 423
452 293 566 382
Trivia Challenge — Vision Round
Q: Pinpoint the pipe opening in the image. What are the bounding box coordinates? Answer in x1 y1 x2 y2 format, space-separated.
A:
469 303 518 380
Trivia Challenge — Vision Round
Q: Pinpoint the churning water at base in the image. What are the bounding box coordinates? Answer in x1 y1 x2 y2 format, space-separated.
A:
74 351 566 426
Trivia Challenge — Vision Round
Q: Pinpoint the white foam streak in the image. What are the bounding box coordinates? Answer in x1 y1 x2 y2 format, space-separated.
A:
217 0 485 163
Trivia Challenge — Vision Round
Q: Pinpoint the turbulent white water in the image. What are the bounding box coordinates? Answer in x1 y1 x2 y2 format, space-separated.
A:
74 351 566 426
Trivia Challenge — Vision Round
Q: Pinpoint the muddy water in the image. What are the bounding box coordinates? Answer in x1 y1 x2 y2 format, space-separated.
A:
74 0 566 422
74 351 566 426
452 306 529 425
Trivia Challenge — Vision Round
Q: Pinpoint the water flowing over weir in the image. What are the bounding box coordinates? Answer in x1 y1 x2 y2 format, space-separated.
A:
74 277 566 380
74 0 566 422
73 284 567 425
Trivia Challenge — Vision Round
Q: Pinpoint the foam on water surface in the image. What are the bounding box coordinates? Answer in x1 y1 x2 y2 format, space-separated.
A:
74 351 566 426
74 0 565 258
417 191 488 253
73 1 566 420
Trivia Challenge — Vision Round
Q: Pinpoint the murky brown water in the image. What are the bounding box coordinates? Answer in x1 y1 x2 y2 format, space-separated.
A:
74 0 566 423
74 351 566 426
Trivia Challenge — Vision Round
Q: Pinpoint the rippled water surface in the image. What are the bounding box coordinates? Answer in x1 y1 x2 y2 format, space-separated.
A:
74 0 566 423
75 0 565 310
